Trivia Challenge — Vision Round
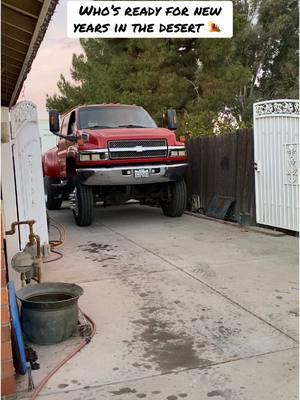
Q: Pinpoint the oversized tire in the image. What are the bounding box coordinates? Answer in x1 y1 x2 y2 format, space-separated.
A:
162 179 187 217
44 177 63 210
72 183 94 226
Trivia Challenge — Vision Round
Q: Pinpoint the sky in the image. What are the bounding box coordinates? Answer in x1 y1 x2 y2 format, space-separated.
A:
20 0 82 120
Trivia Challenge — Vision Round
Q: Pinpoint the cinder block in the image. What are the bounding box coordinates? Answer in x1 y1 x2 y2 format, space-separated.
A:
1 305 10 324
1 269 7 287
1 341 13 360
1 287 8 305
1 359 14 377
1 375 16 396
1 324 11 342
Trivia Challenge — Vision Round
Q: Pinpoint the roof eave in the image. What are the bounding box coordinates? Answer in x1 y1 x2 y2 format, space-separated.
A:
8 0 58 108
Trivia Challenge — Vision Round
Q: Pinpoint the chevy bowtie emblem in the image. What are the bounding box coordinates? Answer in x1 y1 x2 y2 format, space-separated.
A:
135 146 143 152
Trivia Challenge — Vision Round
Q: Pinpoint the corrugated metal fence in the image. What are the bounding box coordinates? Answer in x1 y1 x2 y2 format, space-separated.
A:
186 128 255 224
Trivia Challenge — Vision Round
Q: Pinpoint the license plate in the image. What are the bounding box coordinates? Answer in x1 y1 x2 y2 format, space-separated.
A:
134 169 149 178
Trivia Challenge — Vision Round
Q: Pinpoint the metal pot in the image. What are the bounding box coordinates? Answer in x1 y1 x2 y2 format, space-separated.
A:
17 282 83 345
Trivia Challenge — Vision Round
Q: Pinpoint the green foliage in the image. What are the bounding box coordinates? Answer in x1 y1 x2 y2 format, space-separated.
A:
46 0 299 136
181 111 217 137
181 110 247 136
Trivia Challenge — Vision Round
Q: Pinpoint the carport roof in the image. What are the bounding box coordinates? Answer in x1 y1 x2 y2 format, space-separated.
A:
1 0 58 108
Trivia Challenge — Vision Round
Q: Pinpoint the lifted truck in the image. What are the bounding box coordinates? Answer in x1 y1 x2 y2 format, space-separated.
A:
43 104 188 226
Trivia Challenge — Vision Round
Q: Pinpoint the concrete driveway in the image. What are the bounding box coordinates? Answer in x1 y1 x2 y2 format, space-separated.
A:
18 204 299 399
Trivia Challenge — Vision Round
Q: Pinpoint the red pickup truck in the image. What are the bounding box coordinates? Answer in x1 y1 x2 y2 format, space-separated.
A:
43 104 188 226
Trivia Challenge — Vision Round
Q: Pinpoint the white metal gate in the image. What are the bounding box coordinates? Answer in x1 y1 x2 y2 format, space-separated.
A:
10 101 49 249
253 99 300 231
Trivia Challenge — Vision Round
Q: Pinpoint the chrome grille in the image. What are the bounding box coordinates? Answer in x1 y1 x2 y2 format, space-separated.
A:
108 139 167 159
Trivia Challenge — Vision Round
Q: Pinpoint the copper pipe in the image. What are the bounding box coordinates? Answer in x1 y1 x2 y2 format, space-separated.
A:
5 220 36 245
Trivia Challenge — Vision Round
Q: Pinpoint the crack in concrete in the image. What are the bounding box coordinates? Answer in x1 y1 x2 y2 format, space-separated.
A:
101 223 299 344
69 268 176 285
21 346 298 398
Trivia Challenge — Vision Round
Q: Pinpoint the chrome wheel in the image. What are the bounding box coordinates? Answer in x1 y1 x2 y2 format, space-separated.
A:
69 187 79 216
70 183 94 226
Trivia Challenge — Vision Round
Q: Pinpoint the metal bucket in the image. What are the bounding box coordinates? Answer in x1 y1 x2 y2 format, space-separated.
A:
17 282 83 345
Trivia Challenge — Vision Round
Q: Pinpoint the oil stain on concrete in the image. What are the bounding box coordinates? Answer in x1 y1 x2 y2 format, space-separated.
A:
207 389 232 399
78 242 114 253
110 387 137 395
77 241 119 266
57 383 68 389
132 316 211 372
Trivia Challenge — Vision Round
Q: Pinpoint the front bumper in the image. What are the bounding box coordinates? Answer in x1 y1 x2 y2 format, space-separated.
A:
76 163 188 186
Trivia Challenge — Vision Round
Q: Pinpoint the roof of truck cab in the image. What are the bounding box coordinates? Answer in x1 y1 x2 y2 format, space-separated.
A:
62 103 140 116
78 104 140 108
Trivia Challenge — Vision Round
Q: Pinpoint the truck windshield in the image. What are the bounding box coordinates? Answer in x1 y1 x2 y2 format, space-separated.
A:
79 106 157 129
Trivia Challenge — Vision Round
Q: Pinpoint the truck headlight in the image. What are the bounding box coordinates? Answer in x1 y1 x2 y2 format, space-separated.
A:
79 152 108 161
91 154 101 161
79 154 91 161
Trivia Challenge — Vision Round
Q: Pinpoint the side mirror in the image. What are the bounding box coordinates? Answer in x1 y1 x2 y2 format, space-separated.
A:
166 109 177 131
49 110 60 133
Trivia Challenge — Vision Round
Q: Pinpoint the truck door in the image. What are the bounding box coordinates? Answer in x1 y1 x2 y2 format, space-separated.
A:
57 111 77 178
57 114 70 178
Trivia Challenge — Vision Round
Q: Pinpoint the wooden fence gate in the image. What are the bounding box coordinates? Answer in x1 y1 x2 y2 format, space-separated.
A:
186 128 255 224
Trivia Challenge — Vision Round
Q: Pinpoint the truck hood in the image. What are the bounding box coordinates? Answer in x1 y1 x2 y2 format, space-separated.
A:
79 127 177 148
